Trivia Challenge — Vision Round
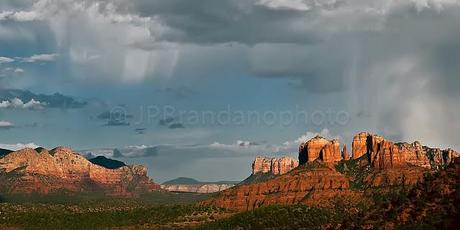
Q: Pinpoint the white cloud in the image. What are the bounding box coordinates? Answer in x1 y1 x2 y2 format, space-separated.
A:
0 142 40 151
14 68 24 73
283 129 339 146
21 53 58 63
0 98 46 110
0 10 41 21
0 121 14 129
209 129 339 154
2 67 25 74
0 57 14 64
256 0 312 11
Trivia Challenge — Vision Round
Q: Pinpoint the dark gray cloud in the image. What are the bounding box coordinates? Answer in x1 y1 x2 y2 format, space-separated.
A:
135 128 146 134
97 111 133 120
168 123 185 129
0 0 459 154
159 117 185 129
130 0 320 45
104 119 130 127
111 146 158 158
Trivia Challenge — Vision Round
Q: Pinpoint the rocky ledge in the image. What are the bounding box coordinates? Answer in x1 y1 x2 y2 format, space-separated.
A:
0 147 160 196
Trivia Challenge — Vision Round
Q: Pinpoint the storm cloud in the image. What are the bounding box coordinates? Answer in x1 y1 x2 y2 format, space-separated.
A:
1 0 460 181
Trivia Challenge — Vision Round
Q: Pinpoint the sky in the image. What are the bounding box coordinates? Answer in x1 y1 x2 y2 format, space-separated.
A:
0 0 460 183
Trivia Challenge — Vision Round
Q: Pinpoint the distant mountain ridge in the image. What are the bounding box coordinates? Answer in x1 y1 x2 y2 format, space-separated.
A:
163 177 201 185
0 148 13 157
163 177 240 185
161 177 239 193
89 156 126 169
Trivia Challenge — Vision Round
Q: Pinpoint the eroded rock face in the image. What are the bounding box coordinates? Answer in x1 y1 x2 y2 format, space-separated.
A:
252 156 299 175
352 132 458 170
0 147 160 195
321 140 342 163
299 136 342 164
352 132 370 159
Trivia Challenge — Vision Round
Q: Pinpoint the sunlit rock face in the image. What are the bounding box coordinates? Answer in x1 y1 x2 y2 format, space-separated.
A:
252 156 299 175
298 136 342 164
351 133 460 170
0 147 160 195
352 132 371 159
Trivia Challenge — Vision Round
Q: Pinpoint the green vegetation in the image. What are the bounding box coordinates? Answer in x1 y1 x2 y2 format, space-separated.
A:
0 203 226 230
197 204 350 230
0 191 210 205
335 157 371 190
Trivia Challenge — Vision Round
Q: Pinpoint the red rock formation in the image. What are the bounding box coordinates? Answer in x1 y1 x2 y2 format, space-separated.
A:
203 162 352 211
364 167 428 187
425 148 460 169
299 136 342 164
320 140 342 163
204 132 460 212
342 144 350 160
352 132 369 159
369 139 405 169
0 147 160 195
352 132 458 170
397 141 430 168
252 156 298 175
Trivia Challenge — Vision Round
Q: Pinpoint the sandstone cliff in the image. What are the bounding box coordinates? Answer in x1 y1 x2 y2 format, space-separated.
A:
252 156 298 175
298 136 342 164
351 132 459 170
0 147 160 195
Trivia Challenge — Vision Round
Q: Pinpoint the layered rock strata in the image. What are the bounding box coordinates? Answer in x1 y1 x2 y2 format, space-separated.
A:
299 136 342 164
252 156 299 175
